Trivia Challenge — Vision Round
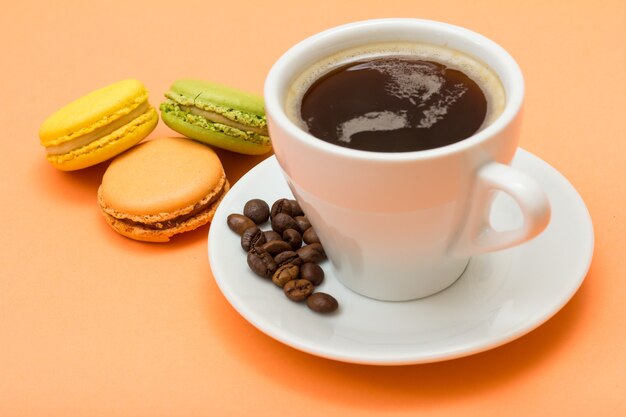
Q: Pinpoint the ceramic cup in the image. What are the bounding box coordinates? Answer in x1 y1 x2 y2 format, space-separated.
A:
264 18 551 301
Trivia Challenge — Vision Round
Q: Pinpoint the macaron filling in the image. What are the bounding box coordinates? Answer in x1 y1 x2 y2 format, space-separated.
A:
99 174 227 231
179 105 268 135
119 188 224 230
45 101 151 155
160 100 270 145
162 88 267 131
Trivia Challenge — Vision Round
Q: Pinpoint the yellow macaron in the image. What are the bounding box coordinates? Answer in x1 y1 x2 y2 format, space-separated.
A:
39 79 158 171
97 137 229 242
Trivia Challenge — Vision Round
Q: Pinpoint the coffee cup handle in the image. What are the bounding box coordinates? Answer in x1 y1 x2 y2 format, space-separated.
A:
451 162 551 257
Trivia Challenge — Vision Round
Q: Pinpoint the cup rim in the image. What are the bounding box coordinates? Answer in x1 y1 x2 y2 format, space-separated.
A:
264 18 524 161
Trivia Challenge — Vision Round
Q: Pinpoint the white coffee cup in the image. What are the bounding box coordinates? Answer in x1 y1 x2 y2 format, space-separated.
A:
264 18 550 301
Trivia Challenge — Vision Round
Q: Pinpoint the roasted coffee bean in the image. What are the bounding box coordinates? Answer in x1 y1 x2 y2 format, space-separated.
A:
262 240 292 256
271 213 297 234
289 199 304 217
271 198 293 218
241 226 266 252
229 198 338 315
263 230 282 242
244 199 270 224
297 243 326 263
272 264 300 288
307 293 338 313
283 279 314 301
247 247 277 278
294 216 311 233
302 227 320 244
300 262 324 286
227 214 256 236
282 228 302 250
274 250 302 267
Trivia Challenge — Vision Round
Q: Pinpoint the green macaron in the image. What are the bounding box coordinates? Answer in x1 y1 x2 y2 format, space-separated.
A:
160 79 272 155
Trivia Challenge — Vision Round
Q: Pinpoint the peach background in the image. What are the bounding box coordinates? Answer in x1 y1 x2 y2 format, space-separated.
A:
1 0 624 416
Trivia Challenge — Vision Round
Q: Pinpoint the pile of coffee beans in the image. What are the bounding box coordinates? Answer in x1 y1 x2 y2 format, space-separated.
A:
227 198 338 314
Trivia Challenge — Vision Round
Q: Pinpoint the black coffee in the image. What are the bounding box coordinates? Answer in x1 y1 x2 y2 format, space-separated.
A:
300 57 488 152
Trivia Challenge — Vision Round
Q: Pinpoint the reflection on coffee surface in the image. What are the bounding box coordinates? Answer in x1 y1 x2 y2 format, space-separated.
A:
288 43 505 153
301 57 487 152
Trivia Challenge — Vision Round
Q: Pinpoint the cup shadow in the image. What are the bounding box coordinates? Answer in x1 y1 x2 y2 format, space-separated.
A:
207 274 590 410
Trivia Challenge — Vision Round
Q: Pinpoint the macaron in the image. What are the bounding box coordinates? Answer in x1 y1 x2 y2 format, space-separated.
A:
39 79 158 171
97 137 229 242
160 79 272 155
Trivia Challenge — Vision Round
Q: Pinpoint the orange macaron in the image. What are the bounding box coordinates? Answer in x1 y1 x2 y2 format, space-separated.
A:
97 137 229 242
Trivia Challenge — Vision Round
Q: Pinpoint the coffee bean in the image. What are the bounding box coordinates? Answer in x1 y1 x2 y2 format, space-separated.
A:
289 199 304 217
244 199 270 224
263 230 282 242
247 246 277 278
272 264 300 288
294 216 311 234
262 240 292 256
227 214 256 236
241 226 266 252
283 279 314 301
307 293 338 313
271 213 297 234
274 250 302 267
282 228 302 251
271 198 293 218
300 262 324 286
297 243 326 263
228 197 338 316
302 227 320 244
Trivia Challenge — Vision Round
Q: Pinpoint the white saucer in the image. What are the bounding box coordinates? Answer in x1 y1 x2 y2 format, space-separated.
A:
208 149 593 365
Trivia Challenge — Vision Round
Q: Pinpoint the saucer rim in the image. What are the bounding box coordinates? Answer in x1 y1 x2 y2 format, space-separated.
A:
208 149 594 365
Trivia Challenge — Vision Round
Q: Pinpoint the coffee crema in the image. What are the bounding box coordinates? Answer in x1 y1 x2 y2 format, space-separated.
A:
286 43 505 152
